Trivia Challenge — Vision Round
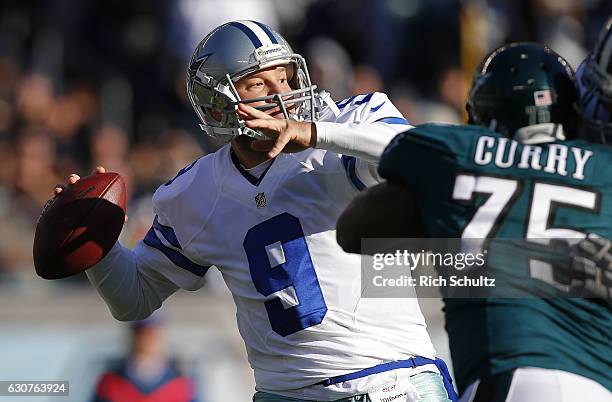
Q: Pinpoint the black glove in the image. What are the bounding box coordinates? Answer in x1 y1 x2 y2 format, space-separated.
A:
570 234 612 308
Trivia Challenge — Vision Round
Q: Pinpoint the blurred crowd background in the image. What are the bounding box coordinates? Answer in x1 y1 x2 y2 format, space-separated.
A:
1 0 612 278
0 0 611 401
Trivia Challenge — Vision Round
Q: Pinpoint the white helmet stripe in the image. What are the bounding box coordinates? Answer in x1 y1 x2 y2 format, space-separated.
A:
236 20 274 47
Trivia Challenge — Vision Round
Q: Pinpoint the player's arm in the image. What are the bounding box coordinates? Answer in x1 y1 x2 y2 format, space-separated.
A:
336 180 425 254
240 93 411 163
86 210 210 321
54 169 202 321
85 241 180 321
313 118 410 163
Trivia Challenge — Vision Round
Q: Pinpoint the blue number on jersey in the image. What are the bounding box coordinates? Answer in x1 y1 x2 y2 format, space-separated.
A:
243 213 328 336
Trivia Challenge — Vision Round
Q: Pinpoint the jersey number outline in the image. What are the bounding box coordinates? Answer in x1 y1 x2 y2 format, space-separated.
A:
452 174 600 290
243 213 328 336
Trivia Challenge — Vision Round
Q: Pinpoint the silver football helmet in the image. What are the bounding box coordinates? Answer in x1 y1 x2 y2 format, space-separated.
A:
187 20 320 140
577 16 612 144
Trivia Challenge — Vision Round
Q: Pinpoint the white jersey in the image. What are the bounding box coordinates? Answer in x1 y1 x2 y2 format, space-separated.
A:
93 93 435 398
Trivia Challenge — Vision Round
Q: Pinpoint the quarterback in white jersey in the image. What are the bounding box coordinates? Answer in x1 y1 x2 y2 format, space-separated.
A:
73 21 457 402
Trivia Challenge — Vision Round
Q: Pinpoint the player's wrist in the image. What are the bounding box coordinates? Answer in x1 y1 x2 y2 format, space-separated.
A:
313 121 331 149
307 122 317 148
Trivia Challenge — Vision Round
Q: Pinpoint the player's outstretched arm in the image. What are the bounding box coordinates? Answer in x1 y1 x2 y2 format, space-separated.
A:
53 167 179 321
239 101 410 164
336 181 425 254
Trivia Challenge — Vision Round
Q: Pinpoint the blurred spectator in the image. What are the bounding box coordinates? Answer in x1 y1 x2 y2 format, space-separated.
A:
14 126 61 217
305 36 354 100
92 313 200 402
0 0 610 280
15 74 54 126
167 0 282 61
352 64 385 95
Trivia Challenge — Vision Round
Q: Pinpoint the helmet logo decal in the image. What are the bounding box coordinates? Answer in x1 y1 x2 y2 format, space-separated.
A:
196 51 212 63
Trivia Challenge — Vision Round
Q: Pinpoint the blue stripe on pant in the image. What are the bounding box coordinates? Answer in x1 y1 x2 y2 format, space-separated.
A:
253 370 453 401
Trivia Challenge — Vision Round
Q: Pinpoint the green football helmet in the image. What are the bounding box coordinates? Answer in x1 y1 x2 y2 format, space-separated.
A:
466 42 578 144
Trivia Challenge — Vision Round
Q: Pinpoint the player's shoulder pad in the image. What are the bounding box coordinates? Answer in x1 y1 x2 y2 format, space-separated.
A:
321 92 408 125
151 152 218 246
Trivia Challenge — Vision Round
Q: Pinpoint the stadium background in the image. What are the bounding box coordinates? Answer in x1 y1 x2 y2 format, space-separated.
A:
0 0 610 400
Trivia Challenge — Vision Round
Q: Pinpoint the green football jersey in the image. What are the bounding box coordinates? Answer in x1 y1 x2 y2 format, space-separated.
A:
378 123 612 393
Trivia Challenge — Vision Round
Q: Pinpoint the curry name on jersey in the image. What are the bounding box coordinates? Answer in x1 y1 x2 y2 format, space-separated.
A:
379 123 612 393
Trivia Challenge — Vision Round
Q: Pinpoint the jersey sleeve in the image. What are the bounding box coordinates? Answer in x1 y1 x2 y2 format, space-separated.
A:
86 241 181 321
135 158 213 290
317 92 414 189
86 158 214 321
134 211 210 291
355 92 407 124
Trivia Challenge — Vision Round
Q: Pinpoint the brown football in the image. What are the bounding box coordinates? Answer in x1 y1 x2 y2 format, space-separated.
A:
33 172 127 279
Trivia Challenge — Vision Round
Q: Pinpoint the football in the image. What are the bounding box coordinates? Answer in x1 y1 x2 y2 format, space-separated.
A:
33 172 127 279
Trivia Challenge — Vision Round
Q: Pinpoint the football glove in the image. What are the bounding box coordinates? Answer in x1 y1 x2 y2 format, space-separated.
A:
570 234 612 308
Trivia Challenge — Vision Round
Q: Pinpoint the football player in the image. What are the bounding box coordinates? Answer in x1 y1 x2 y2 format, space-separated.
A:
337 42 612 401
57 21 456 401
571 16 612 308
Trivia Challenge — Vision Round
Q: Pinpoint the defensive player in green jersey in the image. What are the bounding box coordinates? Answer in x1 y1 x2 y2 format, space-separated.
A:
337 42 612 402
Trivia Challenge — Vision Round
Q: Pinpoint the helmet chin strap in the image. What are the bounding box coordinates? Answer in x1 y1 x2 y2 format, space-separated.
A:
514 123 565 144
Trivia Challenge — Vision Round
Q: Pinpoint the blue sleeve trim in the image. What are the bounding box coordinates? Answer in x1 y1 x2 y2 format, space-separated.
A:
143 227 209 277
335 93 375 110
335 95 357 109
341 155 366 191
370 102 385 112
353 93 374 106
376 117 410 125
153 215 182 249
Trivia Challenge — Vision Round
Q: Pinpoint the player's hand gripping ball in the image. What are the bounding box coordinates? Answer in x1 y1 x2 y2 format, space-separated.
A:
33 172 127 279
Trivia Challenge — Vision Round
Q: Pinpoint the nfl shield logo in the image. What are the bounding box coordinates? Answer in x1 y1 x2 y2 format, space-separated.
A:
254 192 267 208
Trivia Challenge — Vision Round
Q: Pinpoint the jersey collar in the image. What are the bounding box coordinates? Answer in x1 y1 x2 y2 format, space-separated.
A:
229 148 275 186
